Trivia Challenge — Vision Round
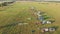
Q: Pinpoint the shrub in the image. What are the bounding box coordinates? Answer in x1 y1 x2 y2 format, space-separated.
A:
2 2 8 6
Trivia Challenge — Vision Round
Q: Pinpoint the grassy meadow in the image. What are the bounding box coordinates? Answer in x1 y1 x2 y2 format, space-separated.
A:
0 1 60 34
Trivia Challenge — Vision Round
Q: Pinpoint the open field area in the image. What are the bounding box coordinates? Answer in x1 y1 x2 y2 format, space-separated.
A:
0 1 60 34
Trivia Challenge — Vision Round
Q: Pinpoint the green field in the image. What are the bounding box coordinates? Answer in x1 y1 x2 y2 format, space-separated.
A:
0 1 60 34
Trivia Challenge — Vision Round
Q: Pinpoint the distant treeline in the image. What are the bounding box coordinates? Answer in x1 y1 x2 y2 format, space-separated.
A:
0 0 60 2
0 1 15 7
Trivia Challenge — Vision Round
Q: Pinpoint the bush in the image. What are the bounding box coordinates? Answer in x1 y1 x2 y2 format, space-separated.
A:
2 2 8 6
0 4 1 7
